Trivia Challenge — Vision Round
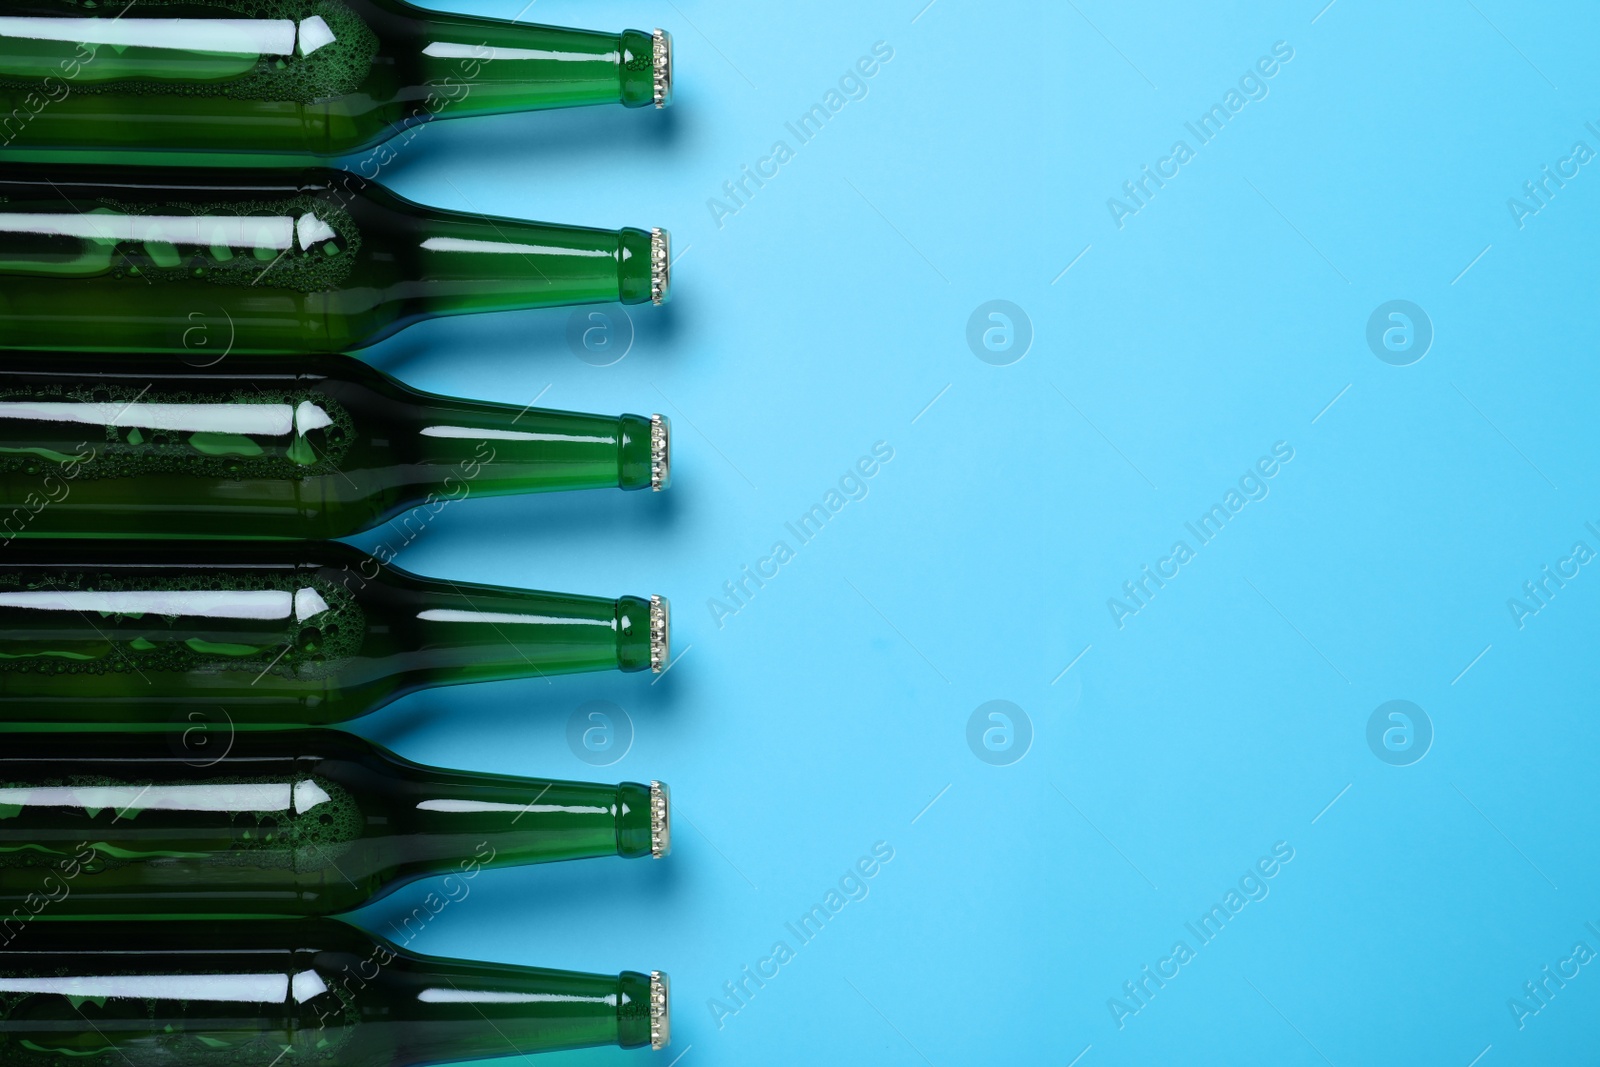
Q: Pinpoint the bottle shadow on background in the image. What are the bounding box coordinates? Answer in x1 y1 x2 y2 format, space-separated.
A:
368 277 687 383
356 846 679 941
360 654 692 762
377 102 683 183
339 484 678 576
330 94 694 1055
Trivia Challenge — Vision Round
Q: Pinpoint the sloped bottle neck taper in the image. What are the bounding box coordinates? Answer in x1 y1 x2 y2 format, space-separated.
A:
392 774 671 866
395 205 670 317
390 959 670 1059
408 20 673 114
398 583 669 678
399 400 671 495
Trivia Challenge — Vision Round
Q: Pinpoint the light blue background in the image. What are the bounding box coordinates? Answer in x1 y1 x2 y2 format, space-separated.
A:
341 1 1600 1063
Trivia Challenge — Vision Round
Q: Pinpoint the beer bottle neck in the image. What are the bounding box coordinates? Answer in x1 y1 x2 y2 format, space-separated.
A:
398 397 667 496
386 568 665 680
405 17 666 114
396 204 666 316
383 959 665 1060
385 772 665 869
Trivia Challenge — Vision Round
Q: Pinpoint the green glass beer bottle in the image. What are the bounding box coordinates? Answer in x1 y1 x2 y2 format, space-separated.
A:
0 0 671 167
0 540 670 725
0 920 670 1060
0 728 670 917
0 164 670 354
0 353 670 540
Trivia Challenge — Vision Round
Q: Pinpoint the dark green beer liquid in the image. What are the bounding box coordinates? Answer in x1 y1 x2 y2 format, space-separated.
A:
0 355 660 540
0 730 656 917
0 166 661 353
0 0 663 165
0 920 659 1064
0 542 658 725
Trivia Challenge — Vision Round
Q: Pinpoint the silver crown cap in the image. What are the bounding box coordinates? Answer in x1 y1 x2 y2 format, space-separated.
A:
650 414 671 491
650 971 671 1049
652 30 673 108
650 781 671 859
651 228 671 306
649 595 670 672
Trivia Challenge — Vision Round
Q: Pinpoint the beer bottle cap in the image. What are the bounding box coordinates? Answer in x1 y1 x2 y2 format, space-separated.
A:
651 970 671 1049
651 227 672 305
651 781 672 859
651 414 671 491
653 30 674 109
650 595 671 673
